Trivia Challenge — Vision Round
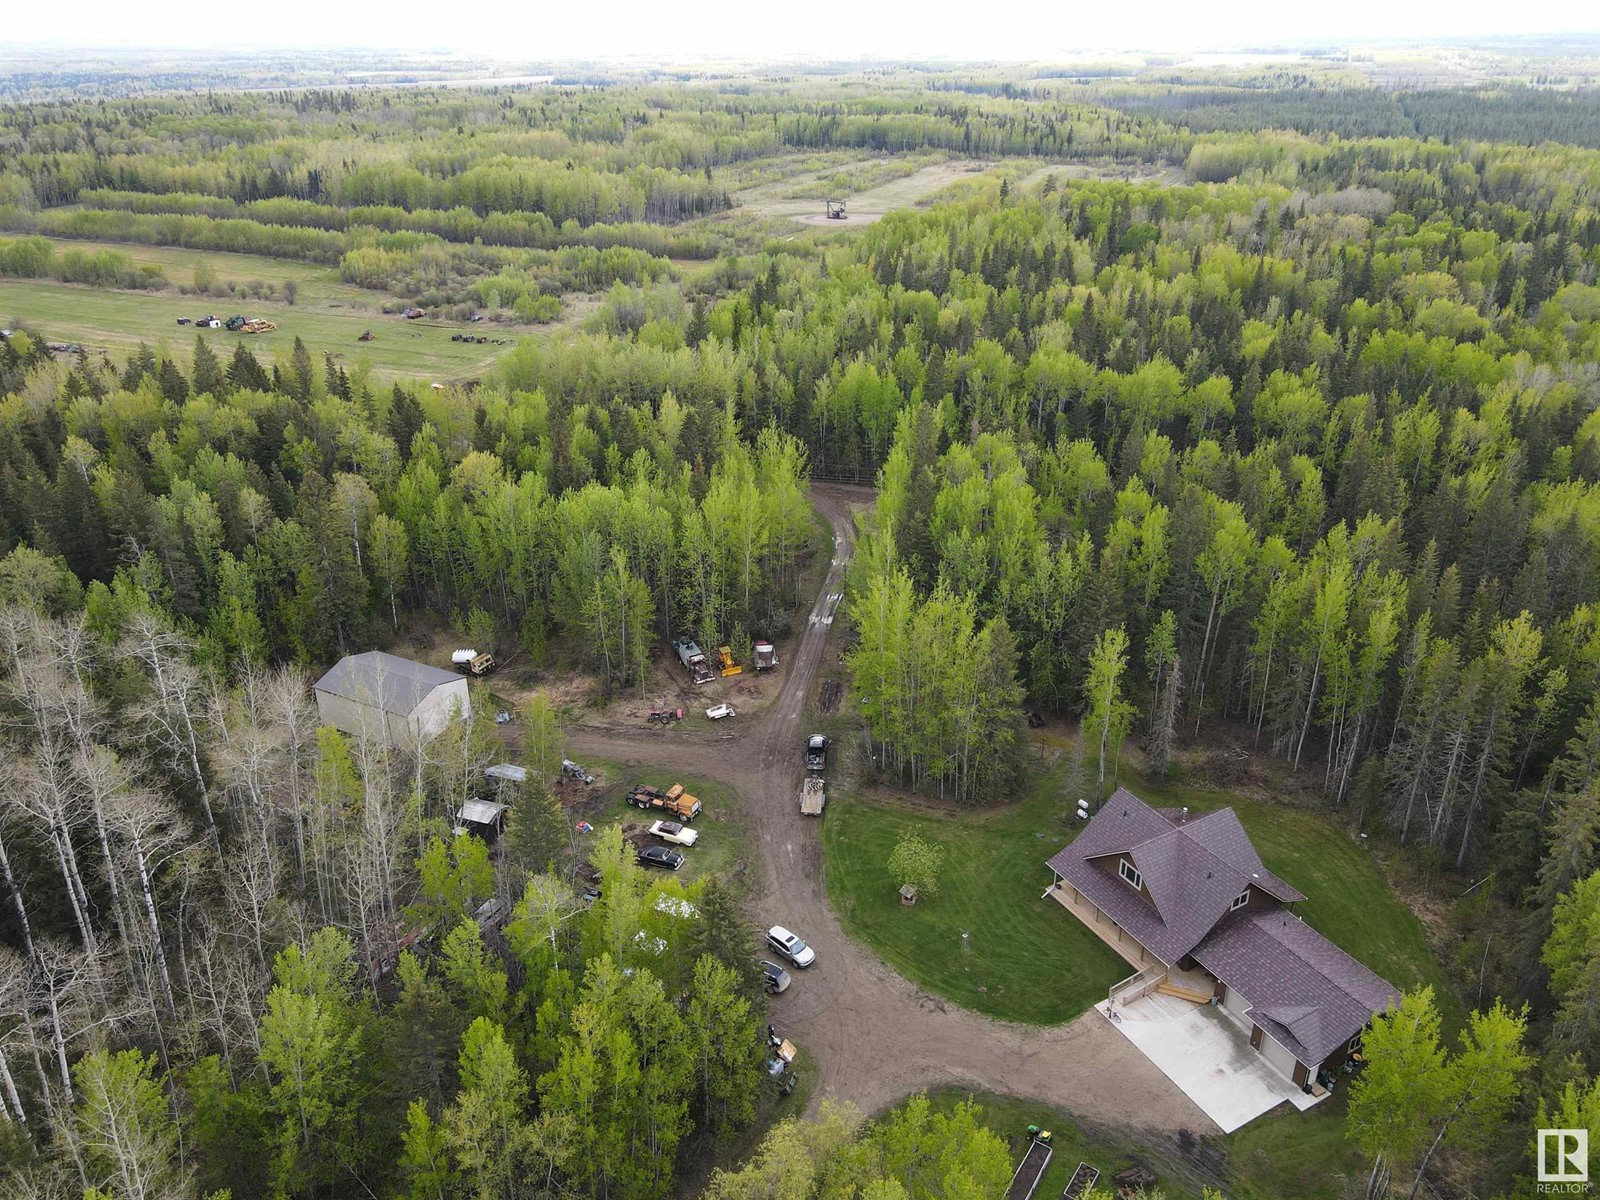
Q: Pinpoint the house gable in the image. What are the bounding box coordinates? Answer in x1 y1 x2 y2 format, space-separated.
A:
1047 789 1400 1065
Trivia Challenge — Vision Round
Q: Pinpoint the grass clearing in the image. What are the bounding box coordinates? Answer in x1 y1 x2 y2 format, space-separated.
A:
822 758 1129 1025
575 766 755 894
738 159 1004 223
824 741 1455 1030
22 235 363 299
0 278 509 381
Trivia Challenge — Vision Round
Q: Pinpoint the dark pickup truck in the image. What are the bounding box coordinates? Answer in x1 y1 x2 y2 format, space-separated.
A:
804 734 829 772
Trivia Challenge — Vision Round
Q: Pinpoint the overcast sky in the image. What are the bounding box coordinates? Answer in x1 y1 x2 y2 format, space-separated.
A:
5 0 1598 60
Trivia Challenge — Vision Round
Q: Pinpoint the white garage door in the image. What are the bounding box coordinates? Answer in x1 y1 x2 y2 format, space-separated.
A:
1260 1030 1301 1081
1222 982 1252 1022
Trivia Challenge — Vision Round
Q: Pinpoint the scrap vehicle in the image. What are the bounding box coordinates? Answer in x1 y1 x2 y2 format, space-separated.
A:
628 783 701 820
671 637 717 685
754 641 779 670
451 648 495 676
561 759 596 785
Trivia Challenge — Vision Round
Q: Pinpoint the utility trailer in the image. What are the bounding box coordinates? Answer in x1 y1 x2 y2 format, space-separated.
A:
800 776 826 816
1006 1138 1053 1200
671 637 717 685
754 641 779 671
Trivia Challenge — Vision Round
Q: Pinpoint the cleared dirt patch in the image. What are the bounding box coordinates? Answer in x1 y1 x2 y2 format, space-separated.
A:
818 679 843 714
742 160 1000 225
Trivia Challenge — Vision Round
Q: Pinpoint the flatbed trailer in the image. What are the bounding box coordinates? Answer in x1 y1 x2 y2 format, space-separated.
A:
1006 1138 1053 1200
800 776 826 816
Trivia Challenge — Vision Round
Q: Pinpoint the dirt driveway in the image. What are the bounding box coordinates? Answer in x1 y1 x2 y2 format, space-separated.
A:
568 484 1214 1137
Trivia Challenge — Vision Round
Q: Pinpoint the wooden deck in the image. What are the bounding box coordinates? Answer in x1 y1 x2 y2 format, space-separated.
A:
1046 880 1159 971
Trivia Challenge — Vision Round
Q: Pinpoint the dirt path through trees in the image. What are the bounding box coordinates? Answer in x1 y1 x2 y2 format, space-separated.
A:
568 484 1215 1137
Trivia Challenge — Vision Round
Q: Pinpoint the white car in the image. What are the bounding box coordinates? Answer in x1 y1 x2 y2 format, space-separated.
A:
766 925 816 968
706 703 736 720
649 820 699 847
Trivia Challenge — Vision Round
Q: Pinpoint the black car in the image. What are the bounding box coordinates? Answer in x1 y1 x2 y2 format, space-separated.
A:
637 845 685 871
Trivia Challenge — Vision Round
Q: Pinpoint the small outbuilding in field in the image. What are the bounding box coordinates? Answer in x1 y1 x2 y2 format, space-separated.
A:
313 651 470 747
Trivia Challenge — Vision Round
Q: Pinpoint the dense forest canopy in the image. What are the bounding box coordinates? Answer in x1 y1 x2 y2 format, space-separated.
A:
0 50 1599 1200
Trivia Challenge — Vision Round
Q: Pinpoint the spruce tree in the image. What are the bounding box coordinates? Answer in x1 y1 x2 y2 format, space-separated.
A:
191 332 227 396
226 341 270 391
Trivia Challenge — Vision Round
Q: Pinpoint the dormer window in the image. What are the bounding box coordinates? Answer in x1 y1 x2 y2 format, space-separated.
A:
1119 858 1142 890
1231 887 1251 911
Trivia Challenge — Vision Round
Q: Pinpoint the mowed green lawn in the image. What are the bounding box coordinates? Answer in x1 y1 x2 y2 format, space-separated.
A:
823 756 1452 1031
0 278 510 382
822 766 1129 1025
831 757 1457 1200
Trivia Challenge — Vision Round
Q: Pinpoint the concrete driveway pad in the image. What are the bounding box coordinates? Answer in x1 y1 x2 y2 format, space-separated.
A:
1106 993 1327 1132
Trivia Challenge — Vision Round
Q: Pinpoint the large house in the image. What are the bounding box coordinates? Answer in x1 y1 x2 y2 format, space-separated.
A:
314 651 470 747
1046 788 1400 1091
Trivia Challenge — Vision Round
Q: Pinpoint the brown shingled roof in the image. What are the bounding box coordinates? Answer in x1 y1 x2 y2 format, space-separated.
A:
1045 790 1400 1066
1045 792 1304 964
1193 907 1402 1065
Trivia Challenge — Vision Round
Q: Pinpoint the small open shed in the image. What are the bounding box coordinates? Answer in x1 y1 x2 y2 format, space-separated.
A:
457 798 509 839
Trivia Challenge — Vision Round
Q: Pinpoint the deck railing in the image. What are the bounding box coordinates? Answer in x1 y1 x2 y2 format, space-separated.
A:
1106 964 1166 1012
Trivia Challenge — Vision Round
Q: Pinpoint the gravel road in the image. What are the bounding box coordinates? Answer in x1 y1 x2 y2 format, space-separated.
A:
569 484 1215 1136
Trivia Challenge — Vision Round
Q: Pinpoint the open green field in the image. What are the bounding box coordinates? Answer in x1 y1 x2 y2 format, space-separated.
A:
24 235 363 298
823 750 1454 1029
822 761 1129 1025
0 278 511 382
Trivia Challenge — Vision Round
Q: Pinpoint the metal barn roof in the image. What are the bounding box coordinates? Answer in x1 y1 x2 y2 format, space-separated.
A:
314 651 460 716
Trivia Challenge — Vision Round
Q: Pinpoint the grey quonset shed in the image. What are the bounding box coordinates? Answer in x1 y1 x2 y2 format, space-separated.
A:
314 651 470 747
